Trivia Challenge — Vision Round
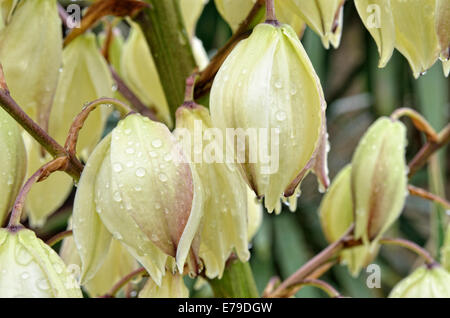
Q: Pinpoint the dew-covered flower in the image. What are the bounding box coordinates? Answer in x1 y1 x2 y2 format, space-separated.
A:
72 114 202 286
0 228 82 298
210 22 325 212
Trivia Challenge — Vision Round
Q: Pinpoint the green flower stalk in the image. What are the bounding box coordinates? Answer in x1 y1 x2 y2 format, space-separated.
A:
0 228 82 298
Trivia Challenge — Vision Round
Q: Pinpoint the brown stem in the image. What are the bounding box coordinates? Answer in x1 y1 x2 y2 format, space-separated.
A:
7 157 69 228
273 279 342 298
408 184 450 210
264 0 279 26
379 238 437 267
109 66 158 120
194 0 265 99
104 267 147 297
184 71 199 105
391 107 439 143
270 225 354 297
408 123 450 178
65 97 131 157
46 230 73 247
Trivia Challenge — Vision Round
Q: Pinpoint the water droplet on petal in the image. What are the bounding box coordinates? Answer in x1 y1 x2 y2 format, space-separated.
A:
113 163 123 172
152 139 162 148
136 168 146 177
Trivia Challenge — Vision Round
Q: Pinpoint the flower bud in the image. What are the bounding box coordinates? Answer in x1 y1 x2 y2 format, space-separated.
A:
0 228 82 298
351 117 408 246
389 266 450 298
120 21 172 126
180 0 208 38
139 270 188 298
319 165 378 276
0 108 26 224
210 23 324 213
23 135 73 228
60 224 138 297
175 105 250 278
288 0 345 48
73 114 202 285
0 0 62 122
49 33 113 160
354 0 395 67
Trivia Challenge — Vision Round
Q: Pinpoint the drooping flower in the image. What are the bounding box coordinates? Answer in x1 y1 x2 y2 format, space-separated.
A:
289 0 345 48
210 22 325 212
354 0 395 67
356 0 442 77
351 117 408 246
389 266 450 298
0 108 26 224
72 114 202 286
0 0 62 123
319 165 378 276
0 228 82 298
175 104 250 278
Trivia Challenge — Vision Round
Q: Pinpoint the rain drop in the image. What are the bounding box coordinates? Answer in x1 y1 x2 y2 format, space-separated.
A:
152 139 162 148
136 168 146 177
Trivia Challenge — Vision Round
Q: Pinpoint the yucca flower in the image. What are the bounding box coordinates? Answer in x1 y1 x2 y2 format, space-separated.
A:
210 22 325 212
72 114 202 286
175 104 250 278
0 228 82 298
351 117 408 246
0 0 62 123
389 266 450 298
288 0 345 48
319 165 378 276
356 0 443 78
